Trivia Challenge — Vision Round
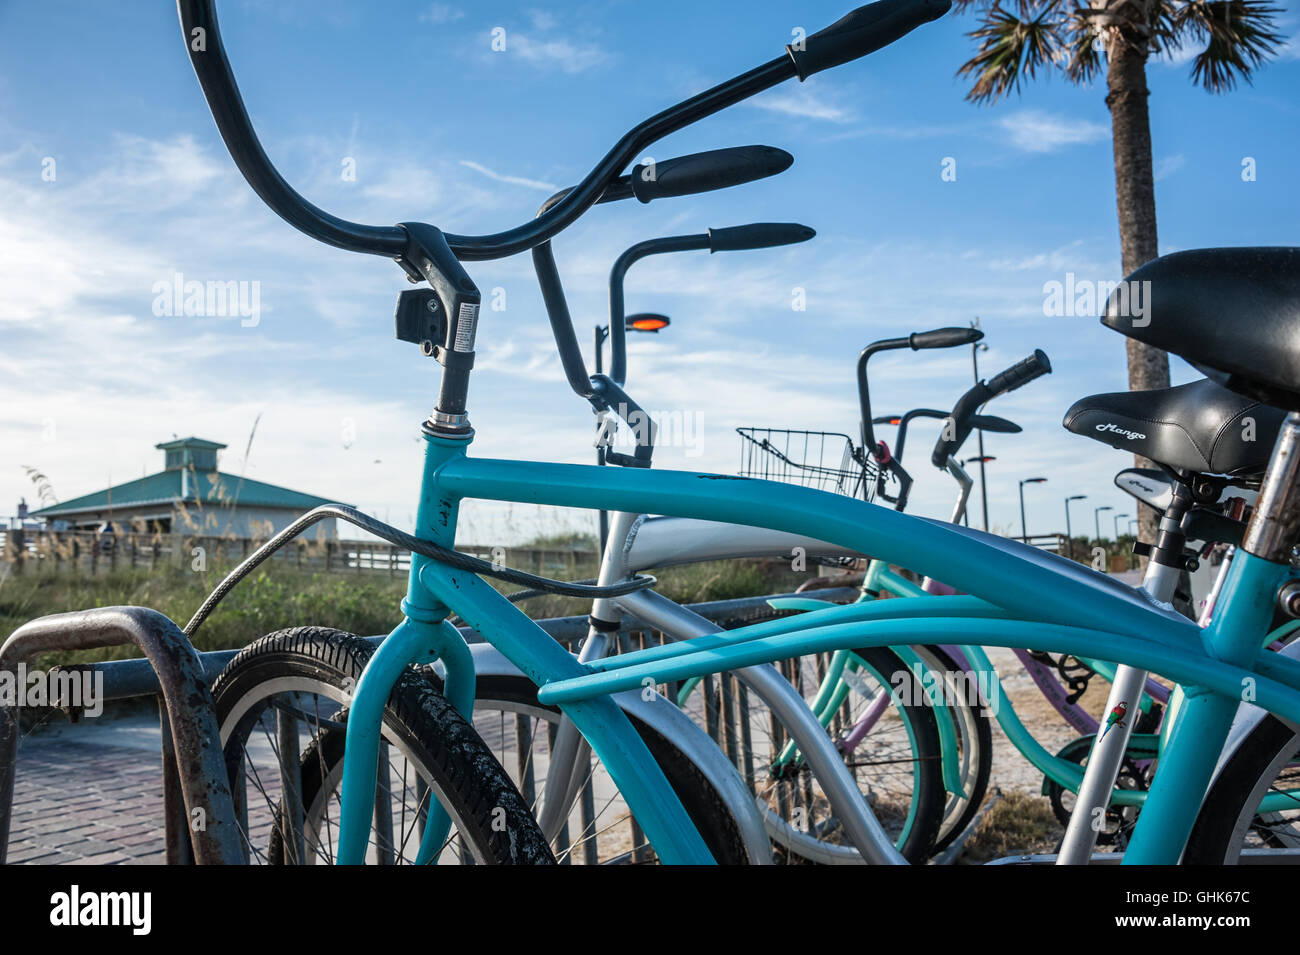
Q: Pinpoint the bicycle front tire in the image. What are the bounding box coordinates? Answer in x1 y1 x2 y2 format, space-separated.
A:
211 626 555 865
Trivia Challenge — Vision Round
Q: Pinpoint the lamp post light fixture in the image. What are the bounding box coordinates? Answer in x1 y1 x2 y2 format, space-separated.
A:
1064 494 1086 561
1095 505 1113 543
959 455 996 528
970 318 992 531
594 313 671 375
594 313 672 548
1018 477 1047 543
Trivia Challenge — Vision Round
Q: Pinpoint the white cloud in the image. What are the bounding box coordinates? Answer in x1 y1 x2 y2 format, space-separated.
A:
104 134 224 193
420 3 465 25
750 85 855 124
1155 153 1186 182
509 33 612 74
459 159 557 193
985 240 1102 275
1157 42 1200 67
1279 20 1300 61
0 122 1142 548
998 110 1108 153
528 10 559 32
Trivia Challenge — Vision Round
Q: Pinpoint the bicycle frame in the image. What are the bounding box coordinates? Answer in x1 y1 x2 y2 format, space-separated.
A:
592 510 905 862
334 424 1300 865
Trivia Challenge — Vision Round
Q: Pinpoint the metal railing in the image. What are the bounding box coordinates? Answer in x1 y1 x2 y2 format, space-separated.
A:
0 529 597 579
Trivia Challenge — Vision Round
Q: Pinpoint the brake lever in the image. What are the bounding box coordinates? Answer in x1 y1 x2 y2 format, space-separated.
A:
590 376 656 468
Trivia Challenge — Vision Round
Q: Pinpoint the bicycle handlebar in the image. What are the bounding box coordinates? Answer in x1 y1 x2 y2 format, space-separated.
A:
177 0 945 264
178 0 950 434
930 349 1051 468
631 146 792 203
987 349 1052 399
971 413 1021 434
857 327 985 466
708 223 817 253
607 225 814 386
787 0 953 80
881 408 1019 463
907 327 983 350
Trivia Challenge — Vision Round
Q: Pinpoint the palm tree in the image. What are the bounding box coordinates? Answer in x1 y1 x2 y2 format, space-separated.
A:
956 0 1284 547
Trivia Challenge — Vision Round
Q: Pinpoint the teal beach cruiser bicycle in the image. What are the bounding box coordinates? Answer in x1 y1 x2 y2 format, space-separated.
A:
171 0 1300 865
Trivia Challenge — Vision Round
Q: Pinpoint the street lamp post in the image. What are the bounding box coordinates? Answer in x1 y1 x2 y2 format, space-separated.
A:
593 325 608 375
594 313 671 547
1114 512 1129 541
1095 505 1113 543
1019 477 1047 543
970 319 991 531
962 455 996 527
1064 494 1086 561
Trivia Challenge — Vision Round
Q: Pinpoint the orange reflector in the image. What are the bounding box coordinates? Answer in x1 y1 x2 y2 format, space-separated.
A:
628 316 669 331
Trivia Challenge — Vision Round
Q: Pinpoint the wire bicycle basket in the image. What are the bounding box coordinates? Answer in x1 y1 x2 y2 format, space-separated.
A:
736 428 878 502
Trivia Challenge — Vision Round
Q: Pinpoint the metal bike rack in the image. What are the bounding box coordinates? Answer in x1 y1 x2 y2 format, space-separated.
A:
1 589 858 865
0 606 242 865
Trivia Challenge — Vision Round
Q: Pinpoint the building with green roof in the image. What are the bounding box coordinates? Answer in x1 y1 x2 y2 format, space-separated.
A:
30 437 341 539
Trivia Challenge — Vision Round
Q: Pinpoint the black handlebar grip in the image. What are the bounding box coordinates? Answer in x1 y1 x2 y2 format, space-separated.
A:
787 0 953 81
986 349 1052 398
908 326 984 350
708 222 816 253
970 414 1021 434
631 146 793 203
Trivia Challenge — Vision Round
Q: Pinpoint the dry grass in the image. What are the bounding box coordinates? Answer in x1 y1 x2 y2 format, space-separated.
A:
957 790 1064 864
0 554 805 666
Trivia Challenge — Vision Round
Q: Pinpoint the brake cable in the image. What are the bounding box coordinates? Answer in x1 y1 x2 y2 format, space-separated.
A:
185 504 654 636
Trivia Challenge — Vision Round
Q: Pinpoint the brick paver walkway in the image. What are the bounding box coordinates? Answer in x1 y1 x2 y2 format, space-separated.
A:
7 717 167 865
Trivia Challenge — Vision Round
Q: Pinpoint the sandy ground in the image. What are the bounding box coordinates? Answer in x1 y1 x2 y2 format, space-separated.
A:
981 645 1118 797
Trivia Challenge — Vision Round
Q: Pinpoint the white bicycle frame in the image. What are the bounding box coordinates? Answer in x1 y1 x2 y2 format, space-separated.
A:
536 508 903 864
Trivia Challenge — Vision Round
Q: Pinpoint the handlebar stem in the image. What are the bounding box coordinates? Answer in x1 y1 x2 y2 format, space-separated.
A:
608 235 709 386
893 408 948 463
857 337 911 458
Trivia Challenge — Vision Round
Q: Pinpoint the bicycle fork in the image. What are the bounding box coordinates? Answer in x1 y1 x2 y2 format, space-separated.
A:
337 434 715 865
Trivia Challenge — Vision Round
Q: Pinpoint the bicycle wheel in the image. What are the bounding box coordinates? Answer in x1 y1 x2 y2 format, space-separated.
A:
915 645 993 855
1043 734 1150 850
424 672 756 864
676 644 944 863
210 626 554 865
1184 713 1300 863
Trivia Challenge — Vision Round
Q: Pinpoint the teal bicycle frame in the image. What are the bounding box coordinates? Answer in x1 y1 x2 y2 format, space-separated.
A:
768 559 1153 807
332 427 1300 865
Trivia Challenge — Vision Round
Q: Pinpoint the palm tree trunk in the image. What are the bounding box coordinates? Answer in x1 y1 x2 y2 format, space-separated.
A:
1106 34 1168 557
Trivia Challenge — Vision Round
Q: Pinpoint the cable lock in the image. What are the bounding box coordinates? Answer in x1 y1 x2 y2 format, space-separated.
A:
185 504 655 636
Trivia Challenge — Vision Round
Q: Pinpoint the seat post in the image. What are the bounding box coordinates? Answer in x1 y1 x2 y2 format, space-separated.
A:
1242 412 1300 563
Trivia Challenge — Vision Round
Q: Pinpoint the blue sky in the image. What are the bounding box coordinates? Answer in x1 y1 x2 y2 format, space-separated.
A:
2 0 1299 545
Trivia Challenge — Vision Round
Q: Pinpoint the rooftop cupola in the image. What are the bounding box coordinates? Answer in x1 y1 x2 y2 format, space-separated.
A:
155 437 227 472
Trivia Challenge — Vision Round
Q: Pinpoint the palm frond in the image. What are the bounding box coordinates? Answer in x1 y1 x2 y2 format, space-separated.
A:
1172 0 1286 92
958 1 1069 103
1060 2 1106 83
